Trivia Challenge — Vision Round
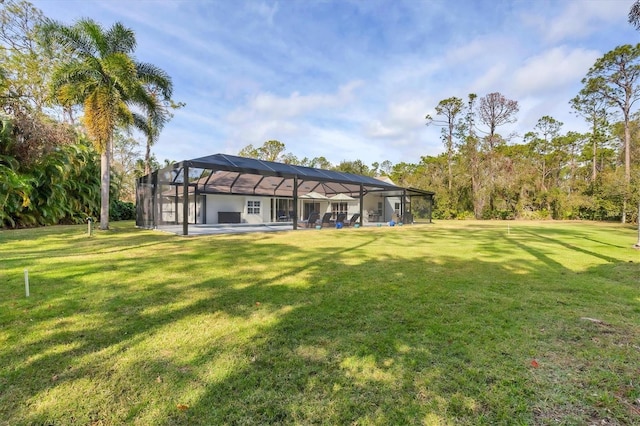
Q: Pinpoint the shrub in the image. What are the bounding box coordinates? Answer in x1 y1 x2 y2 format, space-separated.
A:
110 200 135 221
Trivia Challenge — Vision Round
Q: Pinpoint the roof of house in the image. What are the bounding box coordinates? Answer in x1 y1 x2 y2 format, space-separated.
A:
156 153 433 198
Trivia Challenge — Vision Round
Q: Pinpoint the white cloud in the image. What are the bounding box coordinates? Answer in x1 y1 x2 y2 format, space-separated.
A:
509 46 600 97
30 0 639 166
226 80 364 123
469 63 510 94
531 0 632 43
364 99 429 140
246 1 279 26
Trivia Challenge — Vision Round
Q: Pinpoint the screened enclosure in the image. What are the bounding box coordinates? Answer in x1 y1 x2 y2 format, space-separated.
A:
136 154 434 235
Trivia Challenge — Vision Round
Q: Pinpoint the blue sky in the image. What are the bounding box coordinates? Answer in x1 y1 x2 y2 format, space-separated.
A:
33 0 638 167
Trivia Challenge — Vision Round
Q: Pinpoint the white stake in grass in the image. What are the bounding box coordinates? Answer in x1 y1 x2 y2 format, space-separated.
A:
24 269 29 297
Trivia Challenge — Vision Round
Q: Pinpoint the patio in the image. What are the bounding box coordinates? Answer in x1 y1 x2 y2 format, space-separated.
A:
137 154 434 235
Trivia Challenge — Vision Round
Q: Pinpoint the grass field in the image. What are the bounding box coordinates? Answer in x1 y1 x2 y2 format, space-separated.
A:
1 220 639 425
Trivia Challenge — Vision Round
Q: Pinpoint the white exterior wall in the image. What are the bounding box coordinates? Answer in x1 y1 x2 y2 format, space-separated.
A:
359 194 402 223
206 194 240 223
202 193 402 225
362 194 384 223
385 197 401 222
205 194 270 224
244 196 270 224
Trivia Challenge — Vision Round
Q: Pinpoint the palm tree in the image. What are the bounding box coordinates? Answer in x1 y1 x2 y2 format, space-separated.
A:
138 86 184 175
41 19 172 230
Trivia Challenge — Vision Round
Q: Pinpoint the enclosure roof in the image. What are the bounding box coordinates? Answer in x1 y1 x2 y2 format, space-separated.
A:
187 154 391 187
148 154 434 199
177 153 434 197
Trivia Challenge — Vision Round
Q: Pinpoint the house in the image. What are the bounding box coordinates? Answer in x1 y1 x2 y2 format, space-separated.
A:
136 154 434 235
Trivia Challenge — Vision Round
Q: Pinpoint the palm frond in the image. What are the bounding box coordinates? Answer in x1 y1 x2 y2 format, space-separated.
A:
102 52 139 96
40 18 98 58
137 62 173 99
131 112 154 138
105 22 136 54
76 19 108 58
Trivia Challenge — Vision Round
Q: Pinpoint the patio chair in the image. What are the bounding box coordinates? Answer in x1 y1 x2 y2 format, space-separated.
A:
344 213 360 227
320 212 333 227
303 211 320 228
336 213 346 224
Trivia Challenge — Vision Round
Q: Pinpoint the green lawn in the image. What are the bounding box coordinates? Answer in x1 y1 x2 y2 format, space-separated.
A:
1 220 639 425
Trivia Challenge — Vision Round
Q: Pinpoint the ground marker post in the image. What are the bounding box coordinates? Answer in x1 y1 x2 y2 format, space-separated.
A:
24 269 29 297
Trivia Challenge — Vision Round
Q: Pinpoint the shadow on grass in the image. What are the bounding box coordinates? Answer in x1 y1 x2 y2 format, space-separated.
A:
1 223 639 425
517 229 620 264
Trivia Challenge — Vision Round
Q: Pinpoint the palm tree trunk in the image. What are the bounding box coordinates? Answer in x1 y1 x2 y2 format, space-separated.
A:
100 138 111 230
145 135 152 176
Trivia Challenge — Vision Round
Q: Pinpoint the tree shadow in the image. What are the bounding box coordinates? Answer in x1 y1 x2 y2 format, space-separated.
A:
1 224 639 424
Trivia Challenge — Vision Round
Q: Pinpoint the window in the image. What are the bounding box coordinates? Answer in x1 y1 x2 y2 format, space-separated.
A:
247 200 261 214
303 202 320 220
331 202 348 219
274 198 294 221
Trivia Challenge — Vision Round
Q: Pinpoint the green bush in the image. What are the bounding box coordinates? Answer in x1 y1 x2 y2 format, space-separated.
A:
110 200 135 221
0 122 100 228
455 211 476 220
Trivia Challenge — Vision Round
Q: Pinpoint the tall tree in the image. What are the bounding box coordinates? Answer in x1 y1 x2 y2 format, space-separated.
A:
111 129 141 202
570 88 609 181
425 96 464 192
308 156 332 169
0 0 51 113
334 159 371 176
258 140 285 162
238 143 260 159
459 93 483 218
629 0 640 30
582 44 640 223
139 86 184 175
476 92 519 215
379 160 393 175
533 115 563 193
478 92 519 151
42 18 172 230
238 140 286 162
630 0 640 248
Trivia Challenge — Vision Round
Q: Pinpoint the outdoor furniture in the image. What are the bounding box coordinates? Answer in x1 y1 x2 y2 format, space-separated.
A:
277 210 288 222
218 212 241 223
336 213 346 224
320 212 333 227
303 212 320 228
344 213 360 227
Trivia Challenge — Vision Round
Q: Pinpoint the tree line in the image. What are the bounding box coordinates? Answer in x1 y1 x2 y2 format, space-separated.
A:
413 48 640 223
240 46 640 224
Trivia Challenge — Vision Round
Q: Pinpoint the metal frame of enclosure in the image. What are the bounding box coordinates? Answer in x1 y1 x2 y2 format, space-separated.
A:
136 153 434 236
